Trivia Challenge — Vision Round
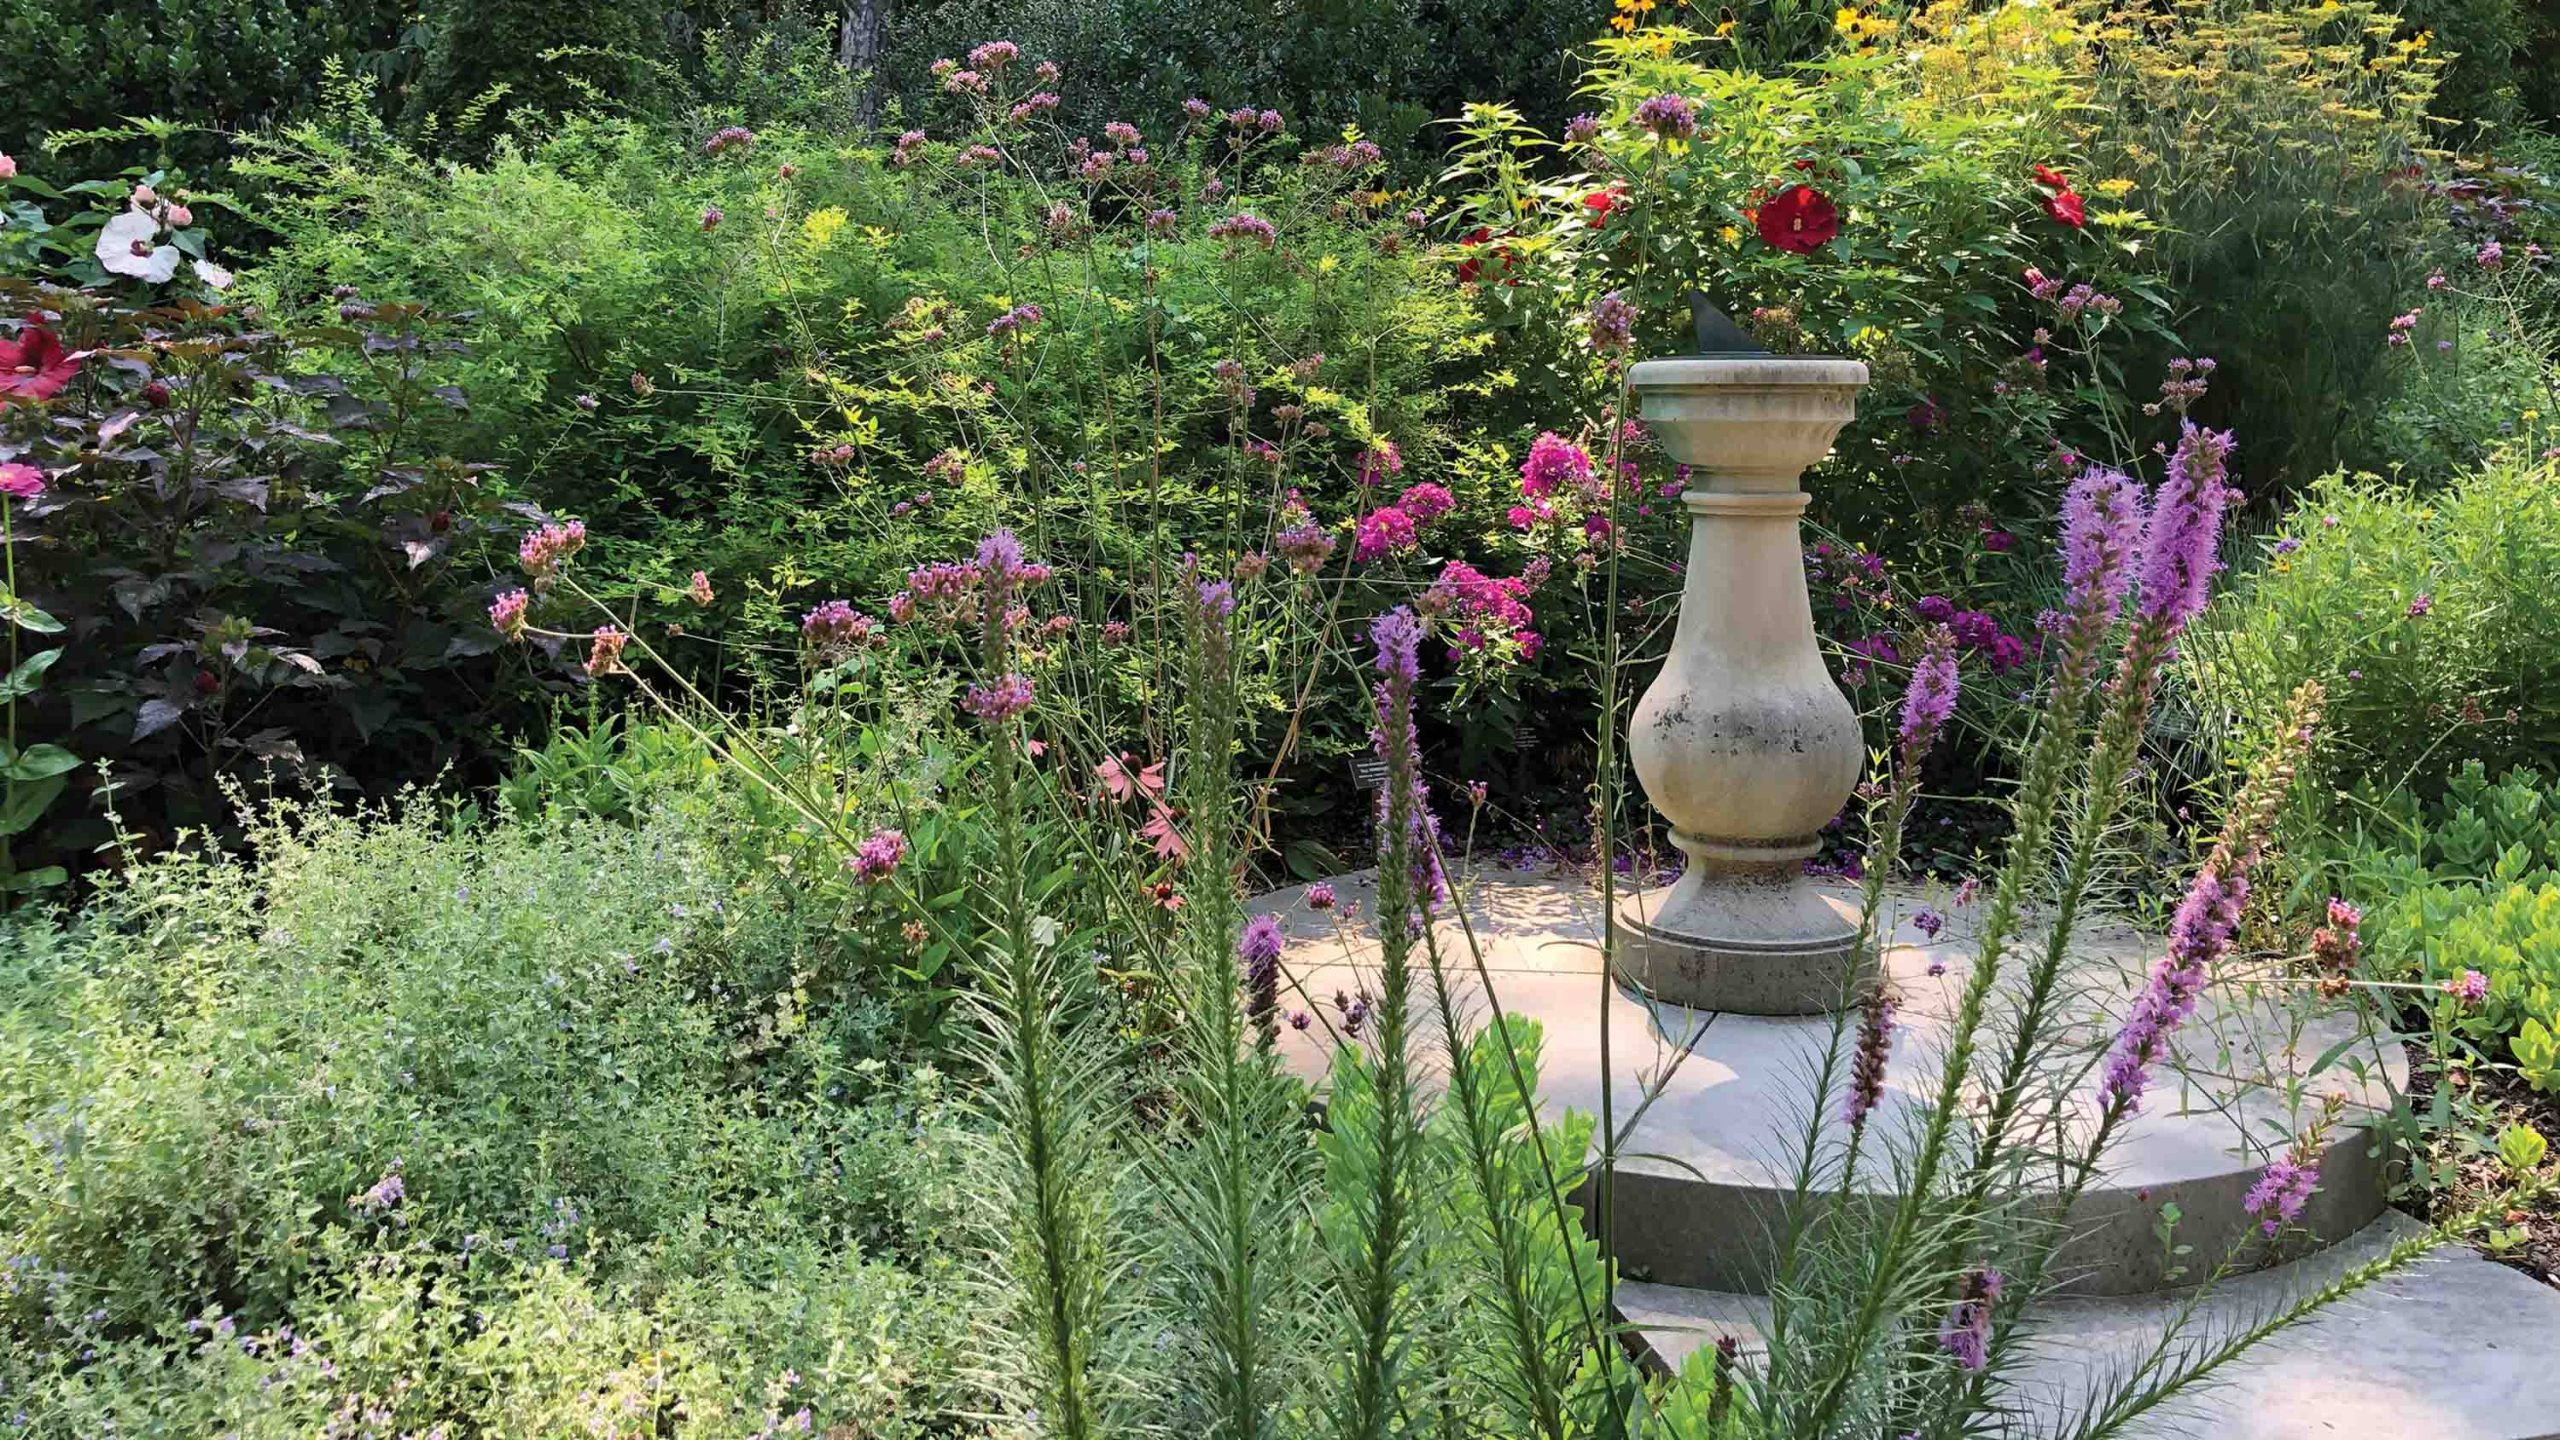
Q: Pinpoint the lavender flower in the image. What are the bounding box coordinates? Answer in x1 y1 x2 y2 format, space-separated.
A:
1240 913 1285 1034
1307 881 1337 911
1912 907 1944 939
849 828 907 882
1939 1269 2003 1371
2242 1154 2317 1235
1898 624 1961 753
1843 984 1897 1128
1207 213 1277 248
963 673 1036 721
1276 518 1337 574
2135 424 2235 629
1588 289 1636 353
1633 94 1698 142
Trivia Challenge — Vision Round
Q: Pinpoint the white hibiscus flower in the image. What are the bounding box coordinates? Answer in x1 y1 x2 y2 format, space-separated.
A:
96 209 178 284
192 258 234 291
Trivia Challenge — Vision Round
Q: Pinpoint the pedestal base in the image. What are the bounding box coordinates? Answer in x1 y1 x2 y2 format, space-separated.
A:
1612 866 1867 1015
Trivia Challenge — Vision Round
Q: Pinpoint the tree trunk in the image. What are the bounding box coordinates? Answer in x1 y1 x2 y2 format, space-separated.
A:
839 0 888 125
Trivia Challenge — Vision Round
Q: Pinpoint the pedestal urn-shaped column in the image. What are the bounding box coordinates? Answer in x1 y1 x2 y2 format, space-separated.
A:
1618 353 1871 1015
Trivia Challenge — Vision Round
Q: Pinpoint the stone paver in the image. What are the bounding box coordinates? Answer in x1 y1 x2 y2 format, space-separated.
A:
1617 1212 2560 1440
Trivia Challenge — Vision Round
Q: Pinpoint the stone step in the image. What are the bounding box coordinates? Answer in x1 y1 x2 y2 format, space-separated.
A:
1259 867 2402 1297
1614 1212 2560 1440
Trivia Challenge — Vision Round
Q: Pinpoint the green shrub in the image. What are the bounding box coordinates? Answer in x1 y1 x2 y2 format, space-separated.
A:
400 0 671 154
2185 453 2560 800
2298 762 2560 1091
878 0 1595 168
0 155 561 879
0 792 976 1431
0 0 411 174
2074 0 2447 494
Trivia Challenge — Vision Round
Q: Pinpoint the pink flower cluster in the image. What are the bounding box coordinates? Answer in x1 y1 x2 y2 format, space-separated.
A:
986 303 1044 339
489 588 530 639
583 625 629 678
850 827 907 882
890 530 1055 629
701 126 755 157
963 672 1036 721
1274 498 1337 575
518 520 586 578
801 599 881 656
1419 559 1542 661
1207 212 1277 248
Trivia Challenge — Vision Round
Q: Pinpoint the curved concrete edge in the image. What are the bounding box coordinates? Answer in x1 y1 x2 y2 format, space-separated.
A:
1591 1116 2391 1298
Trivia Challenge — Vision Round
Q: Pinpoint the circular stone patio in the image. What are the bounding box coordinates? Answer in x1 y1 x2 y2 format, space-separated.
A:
1252 863 2402 1297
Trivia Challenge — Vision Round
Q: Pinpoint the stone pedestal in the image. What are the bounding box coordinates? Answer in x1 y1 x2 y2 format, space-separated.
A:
1619 356 1870 1015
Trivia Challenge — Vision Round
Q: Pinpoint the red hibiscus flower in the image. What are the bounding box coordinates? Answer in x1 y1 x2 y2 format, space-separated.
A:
1455 225 1521 286
0 317 79 402
1582 187 1625 229
1756 185 1839 254
2032 164 2087 229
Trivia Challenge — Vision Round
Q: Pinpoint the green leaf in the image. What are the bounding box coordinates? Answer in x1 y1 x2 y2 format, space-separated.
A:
0 648 62 703
2498 1122 2549 1175
0 772 66 838
0 590 63 635
0 865 66 894
0 744 78 782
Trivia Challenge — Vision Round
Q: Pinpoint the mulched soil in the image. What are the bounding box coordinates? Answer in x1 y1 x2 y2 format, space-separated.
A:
2402 1038 2560 1287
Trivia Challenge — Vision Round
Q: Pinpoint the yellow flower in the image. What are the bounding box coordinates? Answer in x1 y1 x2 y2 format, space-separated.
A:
1719 224 1741 245
2094 177 2137 198
802 206 848 249
2526 409 2543 422
1715 18 1736 35
1836 5 1861 33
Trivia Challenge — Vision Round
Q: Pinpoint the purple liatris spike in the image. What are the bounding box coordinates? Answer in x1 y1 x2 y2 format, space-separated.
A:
1842 984 1897 1128
2136 424 2235 629
1938 1268 2002 1371
1371 606 1424 686
2242 1153 2317 1236
1898 624 1961 752
1240 913 1285 1032
1368 607 1446 906
2099 866 2248 1112
2059 466 2145 625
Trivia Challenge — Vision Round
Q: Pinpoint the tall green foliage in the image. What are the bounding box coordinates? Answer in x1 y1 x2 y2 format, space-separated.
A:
401 0 671 152
0 0 411 171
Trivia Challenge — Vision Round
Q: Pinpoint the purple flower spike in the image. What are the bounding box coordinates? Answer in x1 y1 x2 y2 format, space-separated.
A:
2242 1153 2317 1236
1842 985 1897 1128
1371 606 1424 686
2059 466 2146 622
1939 1268 2003 1371
2136 424 2236 629
1898 624 1961 751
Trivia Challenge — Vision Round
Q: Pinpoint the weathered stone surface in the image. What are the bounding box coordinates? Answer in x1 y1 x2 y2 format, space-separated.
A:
1258 869 2400 1297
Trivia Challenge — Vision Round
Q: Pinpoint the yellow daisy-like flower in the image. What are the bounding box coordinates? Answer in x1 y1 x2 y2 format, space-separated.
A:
1715 18 1736 35
1719 224 1741 245
1836 5 1861 33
